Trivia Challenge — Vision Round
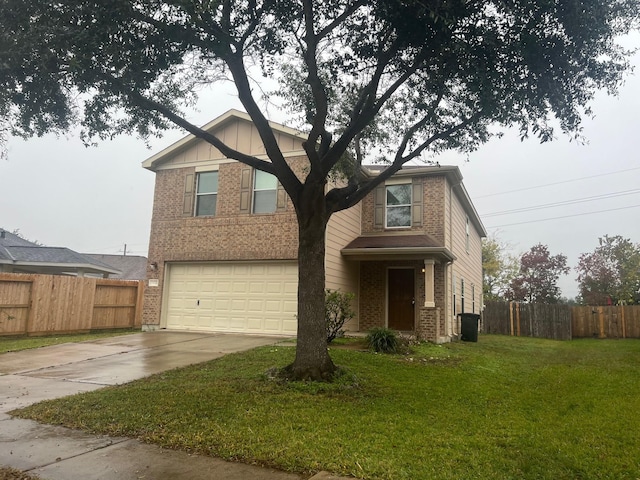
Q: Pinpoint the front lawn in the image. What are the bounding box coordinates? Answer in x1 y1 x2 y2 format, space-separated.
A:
12 336 640 479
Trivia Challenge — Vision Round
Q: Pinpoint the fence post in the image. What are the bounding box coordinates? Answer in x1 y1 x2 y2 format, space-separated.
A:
134 280 145 328
598 307 605 338
509 302 514 336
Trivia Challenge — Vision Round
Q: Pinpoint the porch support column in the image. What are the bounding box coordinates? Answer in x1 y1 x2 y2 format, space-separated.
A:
423 259 435 308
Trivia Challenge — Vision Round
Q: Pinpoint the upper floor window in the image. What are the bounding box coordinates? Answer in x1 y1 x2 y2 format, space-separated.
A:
465 216 470 252
253 170 278 214
386 184 411 228
195 171 218 216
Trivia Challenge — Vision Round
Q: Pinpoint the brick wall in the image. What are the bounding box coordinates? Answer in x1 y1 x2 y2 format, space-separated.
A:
361 174 446 243
144 161 301 326
358 259 446 338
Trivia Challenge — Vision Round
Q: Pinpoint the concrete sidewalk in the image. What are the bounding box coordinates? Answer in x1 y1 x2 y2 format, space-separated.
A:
0 332 347 480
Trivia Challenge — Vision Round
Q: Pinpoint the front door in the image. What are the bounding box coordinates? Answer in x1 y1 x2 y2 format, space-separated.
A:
388 268 415 331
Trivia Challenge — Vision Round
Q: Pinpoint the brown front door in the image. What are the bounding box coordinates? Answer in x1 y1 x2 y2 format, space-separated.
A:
388 268 415 331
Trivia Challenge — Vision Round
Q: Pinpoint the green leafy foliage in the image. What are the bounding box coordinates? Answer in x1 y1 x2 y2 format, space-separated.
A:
576 235 640 305
325 289 355 344
508 244 570 303
482 235 519 301
366 327 399 353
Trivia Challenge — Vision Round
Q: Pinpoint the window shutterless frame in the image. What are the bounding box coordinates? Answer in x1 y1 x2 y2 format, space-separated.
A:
252 170 278 214
195 171 218 216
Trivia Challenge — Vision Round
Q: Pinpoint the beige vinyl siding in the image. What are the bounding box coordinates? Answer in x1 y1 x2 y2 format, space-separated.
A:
326 202 361 331
447 178 483 323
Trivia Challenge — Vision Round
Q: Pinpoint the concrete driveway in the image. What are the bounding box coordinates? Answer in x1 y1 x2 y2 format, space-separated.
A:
0 332 347 480
0 332 287 413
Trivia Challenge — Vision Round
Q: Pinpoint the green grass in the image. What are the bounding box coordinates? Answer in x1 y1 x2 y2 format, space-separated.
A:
12 335 640 479
0 329 138 353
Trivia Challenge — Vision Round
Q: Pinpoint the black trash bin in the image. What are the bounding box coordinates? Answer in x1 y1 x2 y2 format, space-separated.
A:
459 313 481 342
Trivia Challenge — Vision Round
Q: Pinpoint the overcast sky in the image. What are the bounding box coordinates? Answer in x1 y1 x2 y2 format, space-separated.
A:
2 39 639 300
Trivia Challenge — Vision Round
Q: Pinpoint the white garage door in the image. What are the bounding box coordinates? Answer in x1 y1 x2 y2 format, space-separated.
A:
164 262 298 335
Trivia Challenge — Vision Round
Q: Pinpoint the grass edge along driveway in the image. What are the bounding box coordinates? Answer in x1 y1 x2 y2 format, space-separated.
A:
12 336 640 480
0 329 137 354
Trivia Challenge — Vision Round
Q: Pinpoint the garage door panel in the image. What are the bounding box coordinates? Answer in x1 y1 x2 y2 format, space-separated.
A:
165 262 297 335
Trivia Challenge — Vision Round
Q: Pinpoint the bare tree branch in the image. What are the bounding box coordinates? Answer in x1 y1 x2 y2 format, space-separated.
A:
127 90 274 172
301 0 332 171
225 53 302 197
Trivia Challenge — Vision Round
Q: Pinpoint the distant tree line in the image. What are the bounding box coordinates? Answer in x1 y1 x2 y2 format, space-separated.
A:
483 235 640 306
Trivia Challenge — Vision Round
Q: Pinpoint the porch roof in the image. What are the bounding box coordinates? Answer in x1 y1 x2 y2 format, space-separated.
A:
341 234 456 262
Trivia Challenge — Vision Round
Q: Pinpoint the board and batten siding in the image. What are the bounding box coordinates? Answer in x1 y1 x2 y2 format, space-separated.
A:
326 202 362 331
154 118 305 170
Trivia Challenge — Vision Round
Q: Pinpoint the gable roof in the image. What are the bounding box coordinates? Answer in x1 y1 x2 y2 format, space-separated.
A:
0 229 121 276
139 110 485 237
141 109 308 171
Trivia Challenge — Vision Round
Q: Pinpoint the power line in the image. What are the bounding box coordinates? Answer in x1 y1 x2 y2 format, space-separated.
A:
476 166 640 199
486 204 640 228
483 188 640 217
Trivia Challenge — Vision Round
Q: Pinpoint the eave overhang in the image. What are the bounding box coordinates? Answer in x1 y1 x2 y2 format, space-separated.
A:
341 246 456 262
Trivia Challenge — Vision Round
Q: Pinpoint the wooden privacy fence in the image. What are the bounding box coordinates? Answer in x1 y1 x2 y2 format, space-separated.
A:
483 301 572 340
483 301 640 340
0 273 144 336
572 306 640 339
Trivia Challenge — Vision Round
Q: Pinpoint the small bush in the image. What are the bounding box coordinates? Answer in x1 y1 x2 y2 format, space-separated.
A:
326 290 355 344
366 327 399 353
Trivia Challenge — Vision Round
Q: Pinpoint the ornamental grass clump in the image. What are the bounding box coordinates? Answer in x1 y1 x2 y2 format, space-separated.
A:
366 327 399 353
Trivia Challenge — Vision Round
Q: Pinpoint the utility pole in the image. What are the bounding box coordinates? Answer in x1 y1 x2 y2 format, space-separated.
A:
123 243 127 256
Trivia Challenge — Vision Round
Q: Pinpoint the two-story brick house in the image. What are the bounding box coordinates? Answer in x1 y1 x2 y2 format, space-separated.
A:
142 110 485 343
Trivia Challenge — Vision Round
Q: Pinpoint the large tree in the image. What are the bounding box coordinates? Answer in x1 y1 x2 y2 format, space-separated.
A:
1 0 638 379
482 235 518 301
576 235 640 305
508 243 570 303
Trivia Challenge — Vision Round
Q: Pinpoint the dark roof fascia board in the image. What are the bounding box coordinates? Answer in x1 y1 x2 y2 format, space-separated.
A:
341 246 456 262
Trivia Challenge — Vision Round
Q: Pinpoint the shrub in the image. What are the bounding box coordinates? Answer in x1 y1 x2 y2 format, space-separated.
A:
366 327 399 353
325 290 355 344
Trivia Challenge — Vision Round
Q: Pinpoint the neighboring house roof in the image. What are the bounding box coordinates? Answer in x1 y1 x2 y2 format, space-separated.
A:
342 233 456 262
84 254 148 280
0 229 121 277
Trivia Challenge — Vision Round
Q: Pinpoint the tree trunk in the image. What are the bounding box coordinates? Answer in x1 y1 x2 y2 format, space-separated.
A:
286 182 337 381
